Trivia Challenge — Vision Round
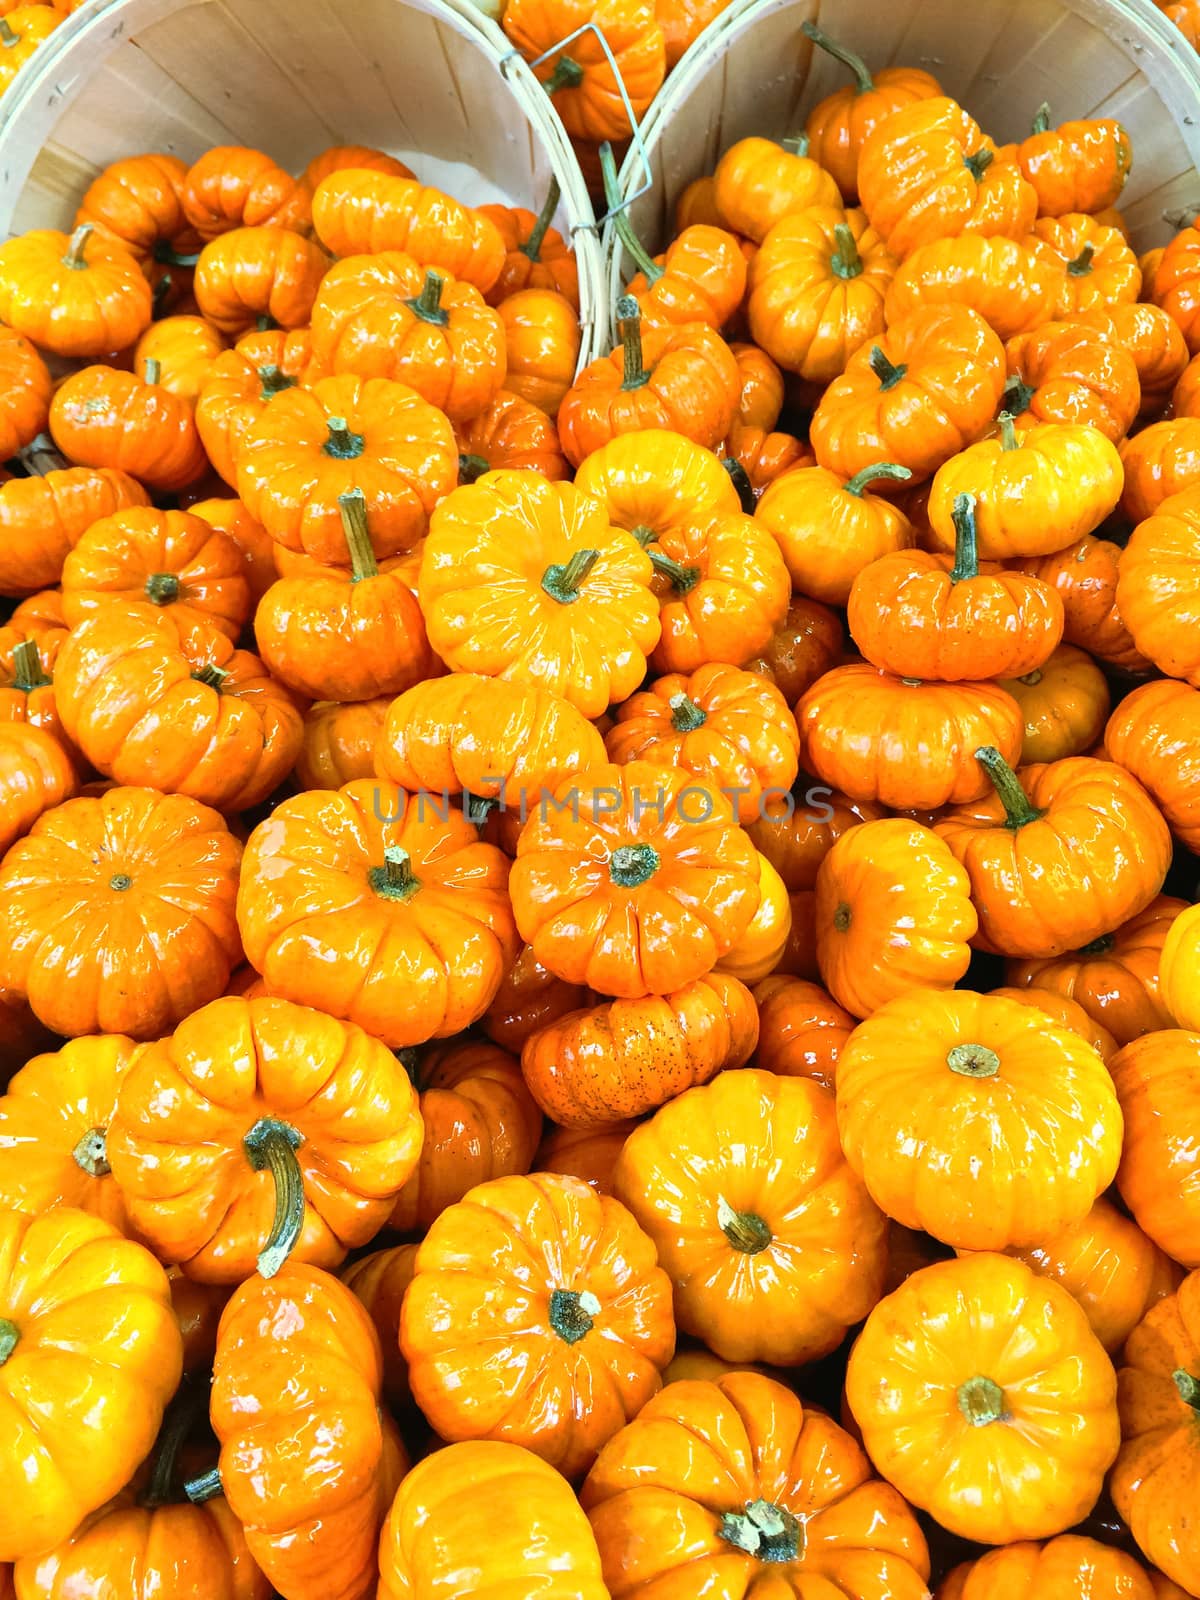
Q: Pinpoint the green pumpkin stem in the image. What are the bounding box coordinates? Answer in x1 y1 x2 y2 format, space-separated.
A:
11 638 49 692
1174 1369 1200 1410
648 549 700 594
406 269 449 326
949 493 980 583
608 842 660 887
800 19 873 93
1031 102 1052 135
143 1381 209 1509
144 572 181 605
183 1468 223 1505
258 363 297 401
829 222 863 280
243 1117 306 1280
62 223 94 270
722 456 757 514
599 141 662 284
152 240 201 268
369 844 422 902
997 411 1020 451
963 147 995 181
337 488 379 583
616 296 649 390
548 1287 600 1345
0 1318 18 1366
975 745 1045 829
781 133 810 157
843 461 912 497
323 415 365 460
669 692 707 732
541 548 599 604
191 663 228 691
868 346 908 391
958 1375 1007 1425
542 54 584 97
717 1498 802 1562
520 177 561 263
1077 932 1115 957
1067 243 1095 277
457 452 491 485
141 358 161 387
947 1043 1001 1079
717 1195 772 1254
1003 373 1036 417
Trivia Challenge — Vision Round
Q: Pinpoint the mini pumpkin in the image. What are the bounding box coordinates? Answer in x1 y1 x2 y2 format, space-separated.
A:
457 389 570 480
74 152 198 268
751 973 854 1093
1120 420 1200 525
741 595 844 704
134 314 227 400
181 146 312 241
999 642 1110 764
712 135 841 243
1004 104 1132 215
1073 300 1190 411
195 327 322 488
613 1068 887 1365
499 288 580 417
342 1244 417 1416
401 1171 675 1477
572 428 740 541
0 328 50 459
937 1537 1154 1599
0 225 152 358
1020 533 1150 673
884 234 1060 341
192 225 328 336
1147 223 1200 354
479 181 579 307
754 459 914 605
294 696 390 789
49 363 207 492
1106 681 1200 855
1113 1031 1200 1269
1117 484 1200 682
1005 318 1140 441
1025 212 1141 318
0 724 78 857
845 1252 1120 1544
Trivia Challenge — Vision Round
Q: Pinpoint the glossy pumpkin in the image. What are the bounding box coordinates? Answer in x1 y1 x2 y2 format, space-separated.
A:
194 327 322 488
0 328 50 459
613 1068 887 1365
711 136 841 243
196 1263 405 1600
0 225 153 358
237 778 517 1048
1005 106 1132 215
1020 534 1150 674
0 786 241 1041
1113 1271 1200 1594
582 1371 931 1597
378 1440 610 1600
457 389 570 480
751 974 854 1094
294 697 389 789
572 429 740 541
0 724 78 857
884 234 1060 342
845 1252 1120 1544
755 460 915 605
401 1171 675 1478
1112 1030 1200 1269
49 364 207 493
180 146 311 241
54 608 303 813
815 818 976 1019
108 994 423 1282
797 665 1023 810
936 1536 1154 1600
342 1244 418 1416
1117 486 1200 683
1005 319 1140 442
0 467 149 598
522 970 757 1127
0 1207 182 1562
999 642 1110 764
510 761 760 998
312 170 505 291
837 989 1121 1250
387 1038 543 1234
134 314 227 400
499 288 580 417
742 595 844 704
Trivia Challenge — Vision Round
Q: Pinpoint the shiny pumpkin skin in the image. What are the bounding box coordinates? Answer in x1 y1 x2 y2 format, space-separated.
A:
378 1440 610 1600
934 1535 1155 1600
386 1038 543 1234
0 724 78 858
522 970 758 1127
1113 1031 1200 1270
0 1207 183 1562
1007 895 1184 1047
401 1171 675 1479
1000 643 1110 765
342 1244 418 1417
1020 534 1150 673
836 989 1122 1251
107 994 423 1283
751 974 855 1094
208 1263 407 1600
1112 1270 1200 1594
237 779 517 1049
0 467 150 598
1117 485 1200 685
614 1068 887 1366
294 697 391 789
846 1252 1120 1545
582 1372 931 1598
1106 681 1200 855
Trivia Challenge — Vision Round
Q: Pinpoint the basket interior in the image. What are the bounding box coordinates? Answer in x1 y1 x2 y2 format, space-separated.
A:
621 0 1200 255
0 0 580 232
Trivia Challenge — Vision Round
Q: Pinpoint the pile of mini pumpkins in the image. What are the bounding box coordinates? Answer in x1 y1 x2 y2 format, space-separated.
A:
2 25 1200 1600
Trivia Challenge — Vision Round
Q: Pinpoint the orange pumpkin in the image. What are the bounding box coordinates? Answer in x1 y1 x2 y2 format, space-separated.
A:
502 0 664 141
60 505 251 648
457 389 570 480
0 625 65 747
187 495 277 605
0 724 78 857
294 697 390 790
483 945 590 1055
1004 105 1132 215
50 363 207 492
522 970 757 1127
194 327 322 488
0 786 242 1042
1005 318 1140 441
837 989 1121 1250
1112 1269 1200 1591
746 781 882 893
181 146 311 241
857 97 1037 258
1147 224 1200 354
582 1372 931 1596
499 288 581 417
388 1038 542 1234
999 642 1110 764
1025 213 1141 318
0 225 153 358
1106 680 1200 853
108 994 423 1282
1117 485 1200 681
741 595 844 704
815 818 976 1019
75 153 198 268
302 145 414 190
936 751 1171 959
558 298 738 465
1112 1031 1200 1269
604 664 798 823
937 1537 1154 1599
884 234 1060 341
751 973 854 1093
713 850 791 983
971 1196 1184 1356
618 220 749 335
509 761 760 999
988 984 1117 1063
236 372 457 564
478 184 579 307
613 1068 886 1364
712 135 841 243
0 1208 182 1562
237 766 516 1031
809 304 1007 484
192 226 328 336
802 20 942 203
133 314 227 401
192 1263 405 1600
797 665 1023 810
312 170 506 292
342 1244 418 1416
1019 533 1151 673
746 206 896 384
846 1252 1120 1544
1073 300 1190 411
721 421 811 496
401 1171 675 1477
847 490 1064 681
1121 420 1200 525
572 429 740 541
0 328 50 459
54 608 303 813
417 470 660 718
754 459 914 605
